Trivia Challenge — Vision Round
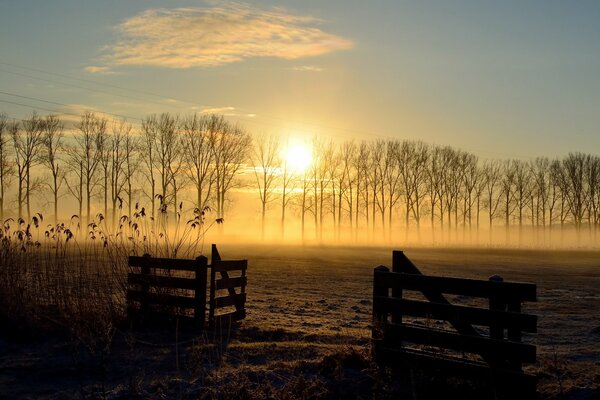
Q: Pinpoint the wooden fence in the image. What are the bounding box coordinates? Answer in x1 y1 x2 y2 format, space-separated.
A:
126 244 247 329
373 251 537 398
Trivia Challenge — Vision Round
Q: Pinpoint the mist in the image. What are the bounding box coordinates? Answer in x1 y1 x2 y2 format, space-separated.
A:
1 110 599 252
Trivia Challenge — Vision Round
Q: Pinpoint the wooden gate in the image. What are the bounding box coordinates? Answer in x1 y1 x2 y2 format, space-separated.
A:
208 244 247 328
126 244 247 329
372 251 537 398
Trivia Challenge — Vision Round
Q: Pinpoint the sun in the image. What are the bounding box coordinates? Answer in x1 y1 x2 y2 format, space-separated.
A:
284 141 312 174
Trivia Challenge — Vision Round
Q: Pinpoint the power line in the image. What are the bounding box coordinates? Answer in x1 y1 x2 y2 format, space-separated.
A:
0 91 143 122
0 61 201 105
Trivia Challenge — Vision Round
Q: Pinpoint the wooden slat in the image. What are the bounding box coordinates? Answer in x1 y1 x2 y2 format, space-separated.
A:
214 309 246 322
383 323 536 363
215 276 247 290
373 296 537 333
215 293 247 308
374 346 537 394
211 260 247 272
128 272 197 290
129 256 199 272
388 254 485 342
374 271 537 302
127 289 196 309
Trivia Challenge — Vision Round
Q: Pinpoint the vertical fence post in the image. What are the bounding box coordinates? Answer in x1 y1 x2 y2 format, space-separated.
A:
488 274 506 369
140 253 151 318
507 299 523 370
373 265 390 340
488 275 506 341
391 252 407 324
208 245 220 329
195 256 208 330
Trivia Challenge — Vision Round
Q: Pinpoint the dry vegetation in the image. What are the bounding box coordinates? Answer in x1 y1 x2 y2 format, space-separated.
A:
1 214 599 399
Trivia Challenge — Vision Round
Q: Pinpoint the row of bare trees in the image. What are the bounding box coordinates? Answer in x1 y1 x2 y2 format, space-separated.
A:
1 110 600 244
252 136 600 243
0 112 251 229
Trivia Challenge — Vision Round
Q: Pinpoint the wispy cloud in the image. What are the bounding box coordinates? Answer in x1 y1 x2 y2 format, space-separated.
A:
200 106 256 118
84 65 118 75
201 106 236 114
291 65 324 72
95 3 353 69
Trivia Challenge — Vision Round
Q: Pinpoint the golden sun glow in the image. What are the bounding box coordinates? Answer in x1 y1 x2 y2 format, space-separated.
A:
284 141 312 174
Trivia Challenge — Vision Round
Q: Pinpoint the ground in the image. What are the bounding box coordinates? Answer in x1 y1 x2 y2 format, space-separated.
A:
1 245 599 399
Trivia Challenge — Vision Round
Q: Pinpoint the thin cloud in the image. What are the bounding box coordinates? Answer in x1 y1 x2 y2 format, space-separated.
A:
291 65 324 72
200 106 256 118
201 106 236 114
98 3 353 69
84 66 118 75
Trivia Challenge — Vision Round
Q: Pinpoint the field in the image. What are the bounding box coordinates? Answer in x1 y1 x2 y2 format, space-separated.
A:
1 245 599 399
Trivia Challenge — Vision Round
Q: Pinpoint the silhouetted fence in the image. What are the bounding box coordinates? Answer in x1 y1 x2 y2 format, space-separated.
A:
372 251 537 398
126 244 247 329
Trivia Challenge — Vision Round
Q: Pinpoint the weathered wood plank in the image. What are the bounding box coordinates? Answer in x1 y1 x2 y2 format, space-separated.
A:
127 289 196 309
215 276 247 290
214 309 246 323
374 271 537 302
129 256 200 271
215 293 247 308
382 323 536 363
373 296 537 333
128 272 198 290
211 260 247 272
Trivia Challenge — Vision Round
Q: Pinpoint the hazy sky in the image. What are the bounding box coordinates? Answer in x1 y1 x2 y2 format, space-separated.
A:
1 1 600 159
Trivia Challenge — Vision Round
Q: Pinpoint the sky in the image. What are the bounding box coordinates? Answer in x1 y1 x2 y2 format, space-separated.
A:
1 0 600 160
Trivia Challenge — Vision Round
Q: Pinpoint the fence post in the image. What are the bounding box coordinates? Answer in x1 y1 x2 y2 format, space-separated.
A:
391 253 407 324
208 246 219 329
507 298 523 370
373 265 390 340
140 253 151 318
488 275 506 340
195 256 208 330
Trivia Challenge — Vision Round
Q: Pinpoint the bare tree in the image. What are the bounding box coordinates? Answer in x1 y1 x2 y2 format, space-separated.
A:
338 141 357 239
548 159 565 233
210 118 251 222
368 140 385 238
251 133 280 238
560 153 588 231
499 160 516 237
64 112 107 226
512 160 532 237
40 115 65 225
181 114 215 213
103 119 132 226
140 115 158 218
425 146 446 240
530 157 552 239
12 112 45 220
585 155 600 236
279 139 298 239
122 124 140 218
398 141 429 237
482 160 502 234
0 114 15 222
460 153 479 231
354 142 370 239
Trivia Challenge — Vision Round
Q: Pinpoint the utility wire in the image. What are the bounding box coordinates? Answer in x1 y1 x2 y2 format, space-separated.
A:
0 90 143 122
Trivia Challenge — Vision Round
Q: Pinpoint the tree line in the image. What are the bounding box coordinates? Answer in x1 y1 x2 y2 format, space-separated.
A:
1 111 599 245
